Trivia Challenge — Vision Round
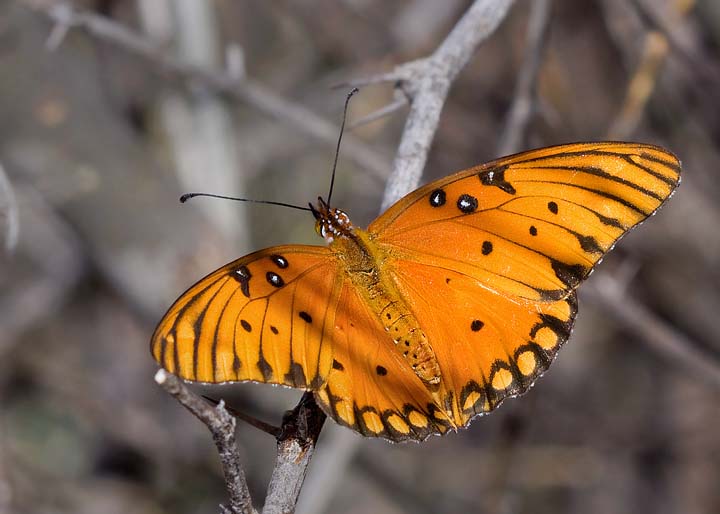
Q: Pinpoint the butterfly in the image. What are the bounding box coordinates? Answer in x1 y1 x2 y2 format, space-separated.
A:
151 142 680 442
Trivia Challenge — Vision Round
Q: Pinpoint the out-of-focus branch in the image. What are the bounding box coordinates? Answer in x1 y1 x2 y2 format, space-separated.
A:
607 31 669 139
584 277 720 389
497 0 552 155
607 0 700 140
155 370 255 514
343 0 516 208
0 162 19 252
379 0 516 209
31 1 391 180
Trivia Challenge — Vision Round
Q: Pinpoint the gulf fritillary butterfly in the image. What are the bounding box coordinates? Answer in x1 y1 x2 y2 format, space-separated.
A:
151 142 680 442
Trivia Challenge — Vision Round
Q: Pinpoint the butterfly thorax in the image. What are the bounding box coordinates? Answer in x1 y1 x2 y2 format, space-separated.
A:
316 203 442 387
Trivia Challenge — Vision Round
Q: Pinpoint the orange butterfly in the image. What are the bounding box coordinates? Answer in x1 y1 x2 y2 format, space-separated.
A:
151 142 680 442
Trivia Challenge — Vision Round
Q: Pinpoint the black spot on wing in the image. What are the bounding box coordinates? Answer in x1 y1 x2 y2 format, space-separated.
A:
529 313 574 342
551 260 587 289
240 319 252 332
577 234 604 254
257 349 273 381
232 266 252 298
480 165 517 194
332 359 344 371
299 311 312 323
285 362 306 387
376 365 387 376
270 254 288 269
429 189 446 207
481 241 493 255
457 194 478 213
471 319 484 332
266 271 284 288
548 201 559 214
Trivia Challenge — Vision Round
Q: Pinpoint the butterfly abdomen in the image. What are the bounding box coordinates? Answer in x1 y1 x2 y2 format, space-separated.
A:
330 226 441 386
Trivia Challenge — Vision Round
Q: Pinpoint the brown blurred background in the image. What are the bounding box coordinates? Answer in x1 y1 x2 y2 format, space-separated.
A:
1 0 719 513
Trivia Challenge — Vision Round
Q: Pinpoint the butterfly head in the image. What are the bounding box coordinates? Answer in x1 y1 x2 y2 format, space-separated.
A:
310 197 354 243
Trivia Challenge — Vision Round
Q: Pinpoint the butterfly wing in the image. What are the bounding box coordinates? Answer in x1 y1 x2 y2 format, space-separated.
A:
372 142 680 426
313 281 453 442
389 259 577 426
372 142 680 301
151 245 342 388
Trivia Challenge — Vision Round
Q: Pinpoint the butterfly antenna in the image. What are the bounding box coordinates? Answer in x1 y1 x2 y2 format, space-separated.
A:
180 192 312 212
326 87 359 206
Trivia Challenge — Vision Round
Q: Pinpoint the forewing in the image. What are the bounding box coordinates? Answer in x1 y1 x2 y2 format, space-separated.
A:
372 142 680 301
151 245 341 389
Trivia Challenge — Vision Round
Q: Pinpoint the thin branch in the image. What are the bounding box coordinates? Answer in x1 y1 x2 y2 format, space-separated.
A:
203 395 282 438
497 0 552 155
263 393 326 514
31 1 391 180
154 370 256 514
348 95 409 130
380 0 516 209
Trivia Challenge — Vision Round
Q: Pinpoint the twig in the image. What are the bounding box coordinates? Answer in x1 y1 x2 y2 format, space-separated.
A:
154 370 255 514
497 0 552 155
348 94 409 130
263 394 326 514
203 395 282 438
380 0 516 209
32 1 391 180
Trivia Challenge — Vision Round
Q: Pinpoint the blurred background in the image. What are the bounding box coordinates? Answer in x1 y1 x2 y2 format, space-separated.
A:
1 0 719 513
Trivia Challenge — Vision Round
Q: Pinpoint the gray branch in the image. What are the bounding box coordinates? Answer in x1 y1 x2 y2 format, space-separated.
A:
0 162 19 253
154 370 255 514
33 1 391 180
380 0 516 209
497 0 552 155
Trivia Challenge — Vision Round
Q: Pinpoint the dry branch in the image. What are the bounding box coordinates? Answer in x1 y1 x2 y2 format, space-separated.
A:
379 0 516 209
32 1 391 180
497 0 551 155
154 370 255 514
0 162 18 252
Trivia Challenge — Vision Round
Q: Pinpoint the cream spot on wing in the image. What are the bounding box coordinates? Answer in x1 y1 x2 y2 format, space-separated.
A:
534 326 558 350
492 369 514 390
408 411 428 428
362 411 384 434
336 401 355 426
386 414 410 435
516 351 537 376
463 391 482 411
